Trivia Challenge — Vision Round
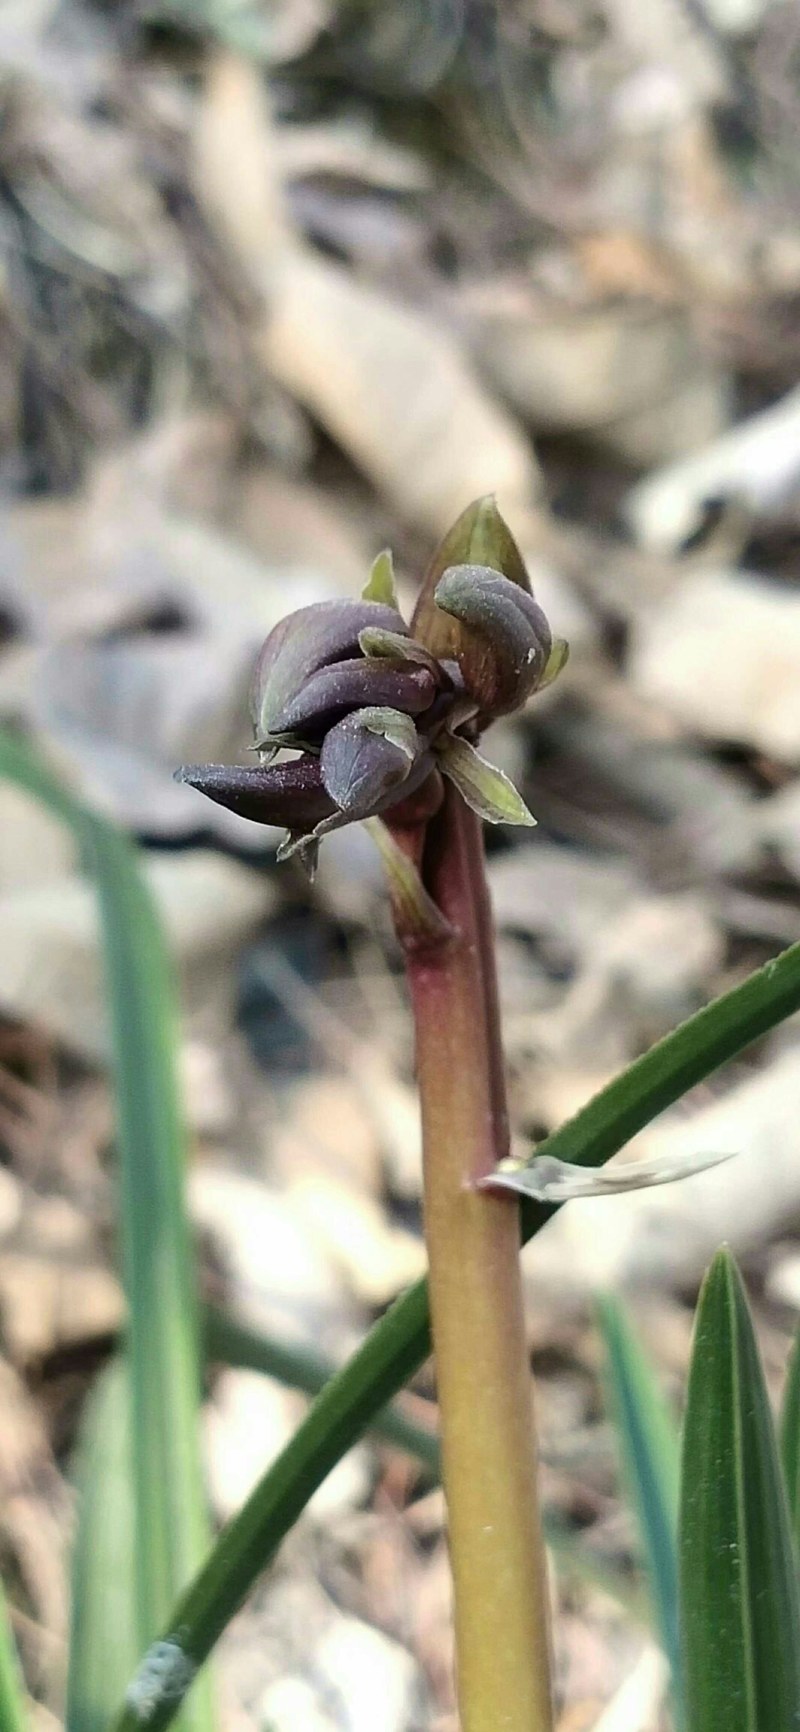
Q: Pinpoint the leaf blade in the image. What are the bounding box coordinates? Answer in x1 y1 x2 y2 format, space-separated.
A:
597 1296 682 1719
0 1579 28 1732
66 1361 139 1732
0 731 213 1732
780 1328 800 1544
680 1249 800 1732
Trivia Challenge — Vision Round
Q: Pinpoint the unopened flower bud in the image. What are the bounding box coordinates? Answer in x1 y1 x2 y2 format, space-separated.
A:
176 758 336 829
411 495 529 662
269 656 438 748
180 499 568 870
321 707 430 819
251 598 408 748
433 564 552 720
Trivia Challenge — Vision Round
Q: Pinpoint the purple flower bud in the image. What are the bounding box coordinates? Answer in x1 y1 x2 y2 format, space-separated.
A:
266 656 437 746
320 706 428 819
411 495 530 661
251 599 408 747
176 758 336 829
433 564 553 720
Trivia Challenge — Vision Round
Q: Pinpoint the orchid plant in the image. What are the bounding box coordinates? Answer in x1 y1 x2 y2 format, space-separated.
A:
180 497 568 1731
4 503 800 1732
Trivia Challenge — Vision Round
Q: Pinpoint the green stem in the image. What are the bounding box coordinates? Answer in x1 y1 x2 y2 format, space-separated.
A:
404 786 553 1732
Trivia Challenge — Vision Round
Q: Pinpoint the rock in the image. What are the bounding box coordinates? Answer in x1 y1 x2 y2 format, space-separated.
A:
0 1254 123 1361
0 784 76 893
260 1677 337 1732
206 1365 370 1526
489 845 641 958
190 1166 352 1339
469 286 728 463
179 1040 237 1141
757 779 800 880
314 1617 422 1732
0 1171 22 1243
625 384 800 551
598 366 731 468
286 1174 425 1307
0 852 273 1061
630 571 800 761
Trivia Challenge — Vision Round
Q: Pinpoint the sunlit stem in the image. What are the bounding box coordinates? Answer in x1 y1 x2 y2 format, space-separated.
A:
399 783 554 1732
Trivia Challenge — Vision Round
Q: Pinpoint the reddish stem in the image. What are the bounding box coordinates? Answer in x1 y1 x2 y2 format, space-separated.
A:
401 784 553 1732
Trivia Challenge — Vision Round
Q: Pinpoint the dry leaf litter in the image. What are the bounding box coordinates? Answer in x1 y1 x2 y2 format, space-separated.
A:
1 5 800 1729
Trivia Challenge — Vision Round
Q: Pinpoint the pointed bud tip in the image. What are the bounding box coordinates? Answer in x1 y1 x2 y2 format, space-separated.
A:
411 498 531 664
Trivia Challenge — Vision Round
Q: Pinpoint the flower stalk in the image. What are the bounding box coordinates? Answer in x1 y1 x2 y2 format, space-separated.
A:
397 783 554 1732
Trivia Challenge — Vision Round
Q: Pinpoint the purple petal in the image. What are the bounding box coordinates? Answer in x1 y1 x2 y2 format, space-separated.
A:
320 713 413 817
250 600 407 742
273 658 437 743
176 759 336 830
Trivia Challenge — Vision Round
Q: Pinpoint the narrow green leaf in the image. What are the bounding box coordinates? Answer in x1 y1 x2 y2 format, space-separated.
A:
66 1361 138 1732
0 1576 27 1732
205 1305 441 1475
111 934 800 1732
780 1328 800 1545
410 494 529 659
207 1304 642 1615
597 1296 682 1718
361 548 397 607
437 734 536 827
680 1249 800 1732
522 938 800 1179
0 731 213 1732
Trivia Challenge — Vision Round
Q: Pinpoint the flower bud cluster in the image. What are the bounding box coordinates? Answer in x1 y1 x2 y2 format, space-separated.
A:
178 499 567 867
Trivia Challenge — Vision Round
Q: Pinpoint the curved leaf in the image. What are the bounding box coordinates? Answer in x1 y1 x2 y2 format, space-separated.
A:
0 731 213 1732
598 1296 682 1723
781 1327 800 1545
0 1578 27 1732
680 1249 800 1732
66 1361 138 1732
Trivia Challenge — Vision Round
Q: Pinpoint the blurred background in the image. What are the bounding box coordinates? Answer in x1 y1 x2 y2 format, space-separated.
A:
1 1 800 1727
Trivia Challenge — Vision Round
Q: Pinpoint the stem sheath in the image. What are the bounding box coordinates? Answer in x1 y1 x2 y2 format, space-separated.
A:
404 786 553 1732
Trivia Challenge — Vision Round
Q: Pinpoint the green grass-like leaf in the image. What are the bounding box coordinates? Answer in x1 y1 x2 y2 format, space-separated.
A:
0 731 213 1732
66 1361 138 1732
206 1305 441 1475
597 1296 682 1719
0 1577 28 1732
780 1328 800 1547
207 1304 644 1615
680 1249 800 1731
110 933 800 1732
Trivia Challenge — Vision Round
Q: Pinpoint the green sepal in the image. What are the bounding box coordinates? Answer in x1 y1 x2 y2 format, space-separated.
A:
436 733 536 827
358 627 441 674
366 818 452 947
539 637 569 690
362 549 398 608
411 496 529 658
